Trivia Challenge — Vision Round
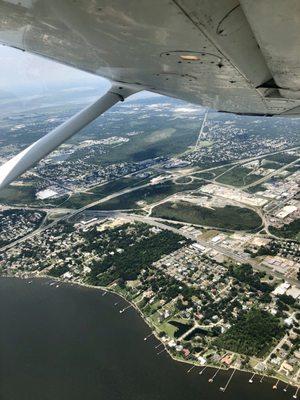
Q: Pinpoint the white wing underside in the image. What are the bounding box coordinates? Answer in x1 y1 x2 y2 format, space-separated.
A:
1 0 300 116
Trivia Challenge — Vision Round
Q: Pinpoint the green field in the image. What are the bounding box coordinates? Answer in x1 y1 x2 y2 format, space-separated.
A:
192 171 215 180
207 165 231 177
269 219 300 241
174 176 193 184
99 125 199 164
286 165 299 173
62 175 154 209
0 183 74 208
91 180 203 211
151 201 262 230
246 184 266 194
266 153 298 164
216 166 262 187
0 184 37 205
261 161 282 170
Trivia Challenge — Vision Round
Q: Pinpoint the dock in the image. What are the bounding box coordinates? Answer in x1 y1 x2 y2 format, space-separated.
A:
249 373 256 383
157 347 167 356
199 366 208 375
272 379 279 389
208 367 221 383
220 368 236 392
187 365 196 374
119 304 133 314
144 332 154 341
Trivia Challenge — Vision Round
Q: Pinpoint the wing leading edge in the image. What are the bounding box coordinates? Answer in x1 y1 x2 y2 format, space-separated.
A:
1 0 300 115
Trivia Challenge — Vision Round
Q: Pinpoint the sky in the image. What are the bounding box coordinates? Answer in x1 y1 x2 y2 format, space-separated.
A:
0 45 155 101
0 45 109 92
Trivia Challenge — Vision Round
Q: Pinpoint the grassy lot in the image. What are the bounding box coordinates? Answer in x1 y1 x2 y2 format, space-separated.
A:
62 175 153 209
0 184 75 208
192 171 215 180
261 161 282 170
156 317 192 337
0 184 37 205
169 320 193 338
216 166 263 187
100 125 199 164
269 219 300 241
151 201 262 230
148 314 178 337
246 184 267 194
286 165 299 173
159 321 178 337
174 176 193 184
265 153 298 164
211 164 233 177
198 140 213 148
91 180 203 211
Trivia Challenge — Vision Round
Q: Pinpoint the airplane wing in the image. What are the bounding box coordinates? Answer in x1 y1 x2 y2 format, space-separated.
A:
1 0 300 116
1 0 300 189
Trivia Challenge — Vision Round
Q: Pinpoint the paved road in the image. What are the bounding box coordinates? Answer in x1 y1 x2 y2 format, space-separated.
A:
96 211 300 289
0 181 152 252
1 146 299 286
2 195 299 289
243 157 299 190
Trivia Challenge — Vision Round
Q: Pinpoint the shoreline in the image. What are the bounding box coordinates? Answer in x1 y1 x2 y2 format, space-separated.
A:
2 274 299 391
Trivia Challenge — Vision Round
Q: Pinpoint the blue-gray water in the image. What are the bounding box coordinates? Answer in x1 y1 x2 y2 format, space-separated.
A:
0 278 295 400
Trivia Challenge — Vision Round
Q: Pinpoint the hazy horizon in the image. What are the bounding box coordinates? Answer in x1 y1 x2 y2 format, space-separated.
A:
0 45 159 107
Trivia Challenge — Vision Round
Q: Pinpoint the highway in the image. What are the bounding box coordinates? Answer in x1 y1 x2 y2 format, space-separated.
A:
0 181 153 252
1 146 299 289
2 201 299 289
243 157 299 190
82 210 300 289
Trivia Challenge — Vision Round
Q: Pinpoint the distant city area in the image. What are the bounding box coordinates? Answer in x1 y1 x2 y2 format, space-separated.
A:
0 93 299 390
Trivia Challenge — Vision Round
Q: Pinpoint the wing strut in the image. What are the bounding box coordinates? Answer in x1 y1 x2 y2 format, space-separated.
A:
0 85 138 190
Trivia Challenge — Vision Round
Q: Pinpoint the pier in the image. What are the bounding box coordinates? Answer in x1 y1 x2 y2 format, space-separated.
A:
272 379 279 390
199 366 208 375
157 347 167 356
208 367 221 383
144 332 154 341
187 365 196 374
119 304 133 314
220 368 236 392
249 373 256 383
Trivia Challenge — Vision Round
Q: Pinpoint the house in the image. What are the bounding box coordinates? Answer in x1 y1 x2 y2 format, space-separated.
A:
182 348 190 358
221 354 234 366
